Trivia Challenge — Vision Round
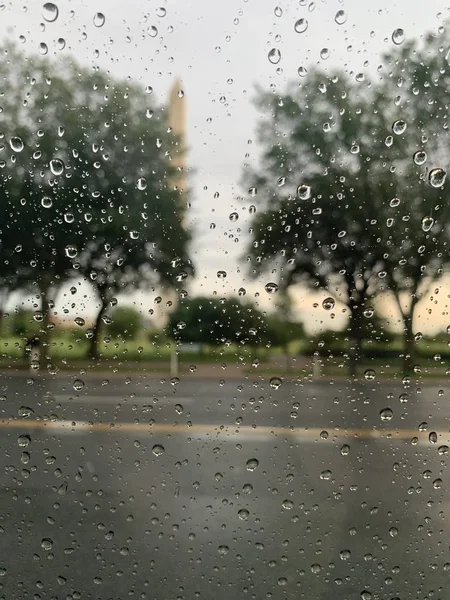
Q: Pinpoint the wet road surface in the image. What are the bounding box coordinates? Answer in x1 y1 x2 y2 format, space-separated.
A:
0 373 448 599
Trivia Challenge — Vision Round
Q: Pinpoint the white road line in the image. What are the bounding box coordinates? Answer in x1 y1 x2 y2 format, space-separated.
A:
52 394 193 405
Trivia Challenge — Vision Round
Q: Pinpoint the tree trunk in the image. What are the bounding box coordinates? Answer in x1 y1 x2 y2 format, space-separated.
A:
39 286 51 364
284 344 291 371
402 313 415 377
88 301 108 360
348 302 364 378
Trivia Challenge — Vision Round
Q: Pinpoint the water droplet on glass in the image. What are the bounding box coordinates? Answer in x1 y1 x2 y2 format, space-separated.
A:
320 469 332 480
41 538 53 551
137 177 147 190
390 197 400 208
50 158 64 175
73 379 84 391
392 28 405 45
389 526 398 537
238 508 249 520
429 168 446 188
361 591 372 600
18 406 34 418
9 137 24 152
379 407 393 421
274 6 282 17
268 48 281 64
363 307 374 318
93 12 105 27
148 25 158 38
322 297 335 310
320 48 330 60
294 18 308 33
65 245 78 258
18 434 31 448
298 66 307 77
218 545 229 555
340 549 351 560
217 270 227 279
364 369 376 381
175 404 183 414
229 212 239 222
39 42 48 55
57 37 66 50
438 445 449 455
269 376 282 389
42 2 58 22
392 119 407 135
335 10 347 24
413 150 427 166
246 458 259 471
297 184 311 200
433 478 443 489
340 444 350 456
74 317 85 327
152 444 165 456
421 216 434 232
282 499 294 510
265 282 279 294
429 431 438 444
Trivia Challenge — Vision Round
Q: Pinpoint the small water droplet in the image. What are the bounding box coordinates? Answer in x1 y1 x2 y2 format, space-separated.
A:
294 18 308 33
175 404 183 414
392 28 405 45
340 444 350 456
298 66 307 77
246 458 259 471
238 508 249 520
282 499 294 510
390 197 400 208
320 48 330 60
429 168 446 188
42 2 58 22
364 369 376 381
320 469 332 480
274 6 282 17
363 307 374 318
229 212 239 222
268 48 281 64
93 12 105 27
18 406 34 418
438 445 449 455
429 431 438 444
340 549 351 560
57 37 66 50
218 545 229 555
389 526 398 537
65 245 78 258
74 317 85 327
433 478 443 489
39 42 48 55
217 270 227 279
152 444 165 456
137 177 147 190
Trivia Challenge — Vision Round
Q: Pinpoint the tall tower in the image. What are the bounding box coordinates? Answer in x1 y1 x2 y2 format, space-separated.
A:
168 78 187 206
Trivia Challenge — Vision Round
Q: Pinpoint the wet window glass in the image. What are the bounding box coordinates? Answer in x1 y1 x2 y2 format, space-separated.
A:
0 1 449 598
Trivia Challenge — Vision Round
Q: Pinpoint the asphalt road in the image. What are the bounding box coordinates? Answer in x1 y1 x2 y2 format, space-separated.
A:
0 372 448 599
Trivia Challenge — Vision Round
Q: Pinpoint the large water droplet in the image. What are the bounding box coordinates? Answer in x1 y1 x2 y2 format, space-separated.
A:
297 184 311 200
322 297 335 310
137 177 147 190
73 378 84 391
246 458 259 471
294 18 308 33
9 137 24 152
364 368 376 381
413 150 427 166
152 444 165 456
39 42 48 55
265 282 279 294
41 538 53 551
74 317 85 327
93 12 105 27
18 406 34 418
42 2 58 22
238 508 249 520
334 10 347 24
421 216 434 232
392 119 407 135
392 28 405 45
269 376 282 390
429 168 446 188
18 434 31 447
268 48 281 64
379 407 393 421
50 158 64 175
218 545 229 555
65 245 78 258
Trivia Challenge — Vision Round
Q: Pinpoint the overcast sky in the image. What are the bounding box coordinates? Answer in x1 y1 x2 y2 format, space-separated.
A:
3 0 450 333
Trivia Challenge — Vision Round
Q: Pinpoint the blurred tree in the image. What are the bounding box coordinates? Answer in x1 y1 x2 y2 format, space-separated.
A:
0 43 192 361
167 296 268 347
245 32 450 375
9 309 38 338
108 306 142 340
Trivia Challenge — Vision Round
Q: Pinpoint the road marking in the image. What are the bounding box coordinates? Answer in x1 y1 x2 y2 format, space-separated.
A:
0 419 449 442
52 394 193 405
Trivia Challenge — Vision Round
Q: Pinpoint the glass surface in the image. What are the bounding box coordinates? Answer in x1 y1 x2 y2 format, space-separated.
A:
0 1 449 597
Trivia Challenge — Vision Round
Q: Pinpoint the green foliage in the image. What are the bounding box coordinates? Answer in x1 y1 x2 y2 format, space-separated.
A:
108 306 142 340
8 309 38 338
167 296 269 346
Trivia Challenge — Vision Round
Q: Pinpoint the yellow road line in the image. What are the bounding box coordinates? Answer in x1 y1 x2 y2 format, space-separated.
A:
0 419 448 441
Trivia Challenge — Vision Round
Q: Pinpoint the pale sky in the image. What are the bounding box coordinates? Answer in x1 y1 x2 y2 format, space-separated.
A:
3 0 450 334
